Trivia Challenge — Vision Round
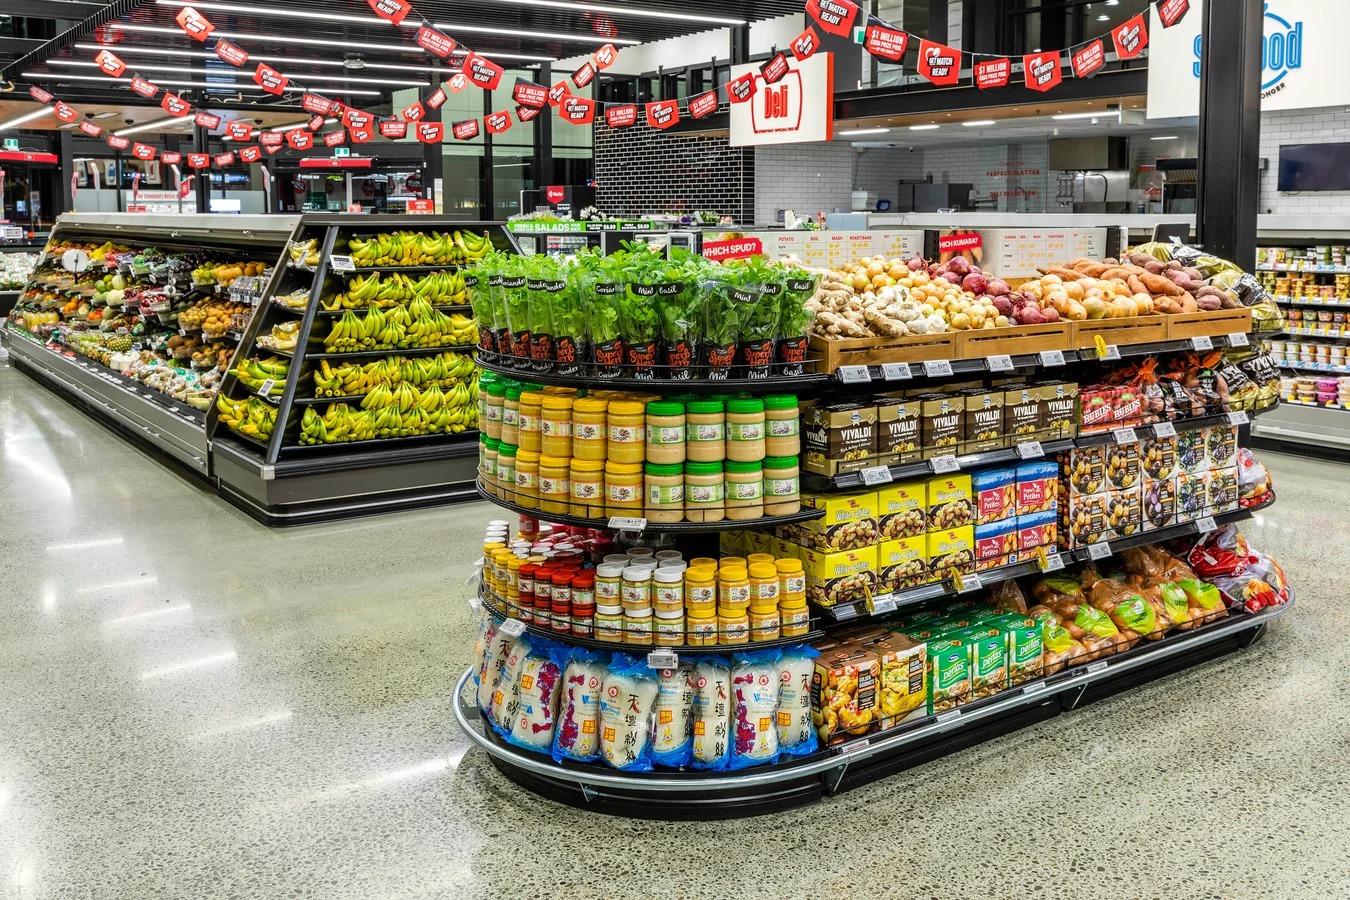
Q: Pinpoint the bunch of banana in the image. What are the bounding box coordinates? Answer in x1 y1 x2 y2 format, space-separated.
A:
311 353 478 398
345 231 494 267
297 380 478 444
288 238 321 267
217 394 278 440
411 269 469 305
229 356 290 396
321 303 477 352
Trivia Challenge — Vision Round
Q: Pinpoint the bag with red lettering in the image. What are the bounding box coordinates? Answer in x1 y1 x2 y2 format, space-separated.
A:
598 654 659 771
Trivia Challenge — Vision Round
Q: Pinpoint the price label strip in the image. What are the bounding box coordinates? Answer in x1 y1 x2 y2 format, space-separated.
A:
867 592 898 616
837 364 871 384
1191 335 1214 351
930 455 960 474
258 378 276 398
1226 410 1249 426
922 359 954 378
986 354 1014 373
881 362 912 381
1153 422 1177 438
1093 335 1121 361
1112 427 1139 445
1194 515 1218 534
647 650 679 670
1016 441 1044 460
607 516 648 533
329 255 356 273
1086 541 1112 561
1038 349 1066 367
498 618 527 638
1037 547 1065 572
954 572 983 594
1228 332 1250 348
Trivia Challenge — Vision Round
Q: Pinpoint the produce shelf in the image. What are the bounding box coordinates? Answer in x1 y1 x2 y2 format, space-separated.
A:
313 303 472 317
475 480 824 534
1278 362 1350 376
1256 263 1350 273
1273 296 1350 309
476 354 830 392
306 344 477 360
334 263 467 275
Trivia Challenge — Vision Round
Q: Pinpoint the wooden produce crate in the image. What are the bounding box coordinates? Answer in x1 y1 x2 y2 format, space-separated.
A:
809 332 959 372
1069 316 1169 349
1165 307 1252 340
956 322 1072 358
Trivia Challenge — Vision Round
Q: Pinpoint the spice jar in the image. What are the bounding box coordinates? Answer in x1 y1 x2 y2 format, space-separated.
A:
780 595 810 637
776 558 806 601
595 603 624 642
518 389 543 453
726 398 766 462
719 609 750 645
624 608 654 645
606 400 646 464
482 438 500 496
655 550 683 563
540 395 574 459
514 449 541 509
654 607 685 646
725 460 765 520
502 385 522 447
496 443 518 500
690 557 718 570
763 394 801 458
603 461 643 517
572 397 609 461
685 566 716 616
478 373 496 428
570 573 595 637
762 455 801 516
683 461 725 523
645 400 687 465
551 571 573 629
518 562 539 608
595 563 624 607
687 610 718 646
538 455 571 515
652 567 685 613
750 608 781 642
621 566 652 612
747 553 775 567
685 399 726 462
644 462 685 523
748 562 780 610
718 566 751 610
483 379 506 440
569 458 606 518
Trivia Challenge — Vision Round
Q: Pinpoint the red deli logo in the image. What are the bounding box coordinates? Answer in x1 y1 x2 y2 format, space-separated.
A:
132 142 156 160
215 40 248 67
791 26 820 61
160 93 191 116
53 102 79 123
194 111 221 129
303 94 334 115
416 122 444 143
688 91 720 119
342 108 372 130
29 86 53 103
95 50 126 77
214 151 236 167
1156 0 1188 28
1023 52 1062 92
287 129 313 150
938 232 982 252
516 106 541 123
401 102 425 122
425 88 447 110
174 6 214 41
918 40 960 86
727 72 756 104
545 186 565 204
702 237 764 262
451 119 479 140
513 80 548 109
416 25 456 58
254 64 288 95
1112 13 1148 58
646 100 679 130
752 69 802 133
975 57 1010 89
379 120 408 138
605 104 637 127
161 151 182 164
79 121 103 137
187 152 210 168
485 111 513 134
864 24 909 62
239 145 262 163
259 132 283 147
1071 40 1104 79
226 121 253 141
464 53 503 90
572 61 596 89
366 0 412 25
107 135 130 150
548 81 569 106
447 73 470 94
560 97 595 125
805 0 858 37
323 130 346 147
593 43 617 69
130 77 158 98
760 53 789 84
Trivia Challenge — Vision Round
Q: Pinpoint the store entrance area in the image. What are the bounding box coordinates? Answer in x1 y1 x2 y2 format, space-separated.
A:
0 359 1343 897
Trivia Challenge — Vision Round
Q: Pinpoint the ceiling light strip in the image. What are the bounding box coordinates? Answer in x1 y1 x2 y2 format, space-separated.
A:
22 70 383 95
476 0 746 26
109 24 554 60
0 108 54 131
48 60 428 87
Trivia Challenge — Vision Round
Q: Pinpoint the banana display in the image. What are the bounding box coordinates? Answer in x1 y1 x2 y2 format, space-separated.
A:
216 394 278 441
312 352 477 398
288 238 321 267
345 230 492 267
298 382 477 444
322 298 476 352
229 356 291 397
321 270 471 311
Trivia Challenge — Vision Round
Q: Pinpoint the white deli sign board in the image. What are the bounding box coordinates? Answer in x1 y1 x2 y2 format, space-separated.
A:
1147 0 1345 119
729 52 833 147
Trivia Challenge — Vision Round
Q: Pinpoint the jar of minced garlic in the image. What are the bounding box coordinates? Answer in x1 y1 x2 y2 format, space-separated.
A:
685 399 726 463
763 394 801 458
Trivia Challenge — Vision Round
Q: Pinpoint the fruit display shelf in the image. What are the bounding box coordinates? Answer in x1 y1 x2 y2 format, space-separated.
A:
306 344 478 361
1274 296 1350 310
475 354 831 392
1256 262 1350 273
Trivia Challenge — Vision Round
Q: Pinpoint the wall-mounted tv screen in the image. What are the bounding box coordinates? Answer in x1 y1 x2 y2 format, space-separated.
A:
1278 143 1350 192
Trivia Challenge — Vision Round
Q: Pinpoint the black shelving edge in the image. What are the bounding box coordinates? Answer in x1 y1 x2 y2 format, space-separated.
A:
1064 499 1268 560
313 304 472 317
281 429 480 456
476 480 824 533
476 355 830 392
292 393 370 407
270 303 307 316
335 264 467 274
1279 363 1350 376
272 431 479 473
307 344 477 360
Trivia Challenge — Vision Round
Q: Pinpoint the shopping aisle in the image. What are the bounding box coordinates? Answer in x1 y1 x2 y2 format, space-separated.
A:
1 360 1346 900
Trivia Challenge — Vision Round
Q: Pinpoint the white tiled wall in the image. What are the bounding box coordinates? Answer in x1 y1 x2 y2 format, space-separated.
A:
1259 106 1350 214
754 142 857 224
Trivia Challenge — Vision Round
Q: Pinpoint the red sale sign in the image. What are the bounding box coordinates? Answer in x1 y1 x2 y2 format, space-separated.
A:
447 73 469 94
161 151 182 164
1071 40 1104 79
791 26 821 61
132 143 156 161
805 0 858 37
174 6 214 41
451 119 479 140
516 106 541 123
342 108 372 130
593 43 617 69
239 145 262 163
864 24 909 62
464 52 504 90
571 61 596 89
605 104 638 127
214 151 236 167
425 88 447 110
917 40 960 86
29 87 53 103
215 40 248 67
416 122 445 143
702 237 764 262
287 129 314 150
416 25 456 58
260 132 283 147
688 90 720 119
53 102 78 123
107 135 130 150
1112 13 1148 58
323 130 346 147
548 82 569 106
302 93 334 115
1023 51 1062 92
95 49 126 77
366 0 411 24
188 153 209 168
1156 0 1188 27
160 92 191 116
379 120 408 138
646 100 679 130
349 127 372 143
194 112 221 129
974 57 1010 89
401 101 425 122
559 97 595 126
226 121 254 141
484 110 513 134
727 72 756 104
254 63 288 95
79 121 103 137
130 76 159 98
513 79 548 109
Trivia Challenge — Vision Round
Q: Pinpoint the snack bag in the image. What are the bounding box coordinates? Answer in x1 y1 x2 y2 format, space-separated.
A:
472 611 498 693
477 622 516 711
508 638 567 753
489 632 532 736
776 647 820 757
691 657 734 770
598 654 659 772
552 648 609 764
1177 577 1228 627
1237 448 1273 508
650 662 696 768
729 649 784 769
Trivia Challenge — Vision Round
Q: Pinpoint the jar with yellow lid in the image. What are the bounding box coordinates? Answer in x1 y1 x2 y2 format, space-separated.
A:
644 462 685 523
645 401 686 465
750 608 781 642
747 553 775 567
540 395 574 459
725 397 766 462
501 386 522 447
496 443 518 500
572 397 609 461
718 567 751 609
685 567 716 615
690 557 718 570
748 563 780 611
538 455 571 515
684 461 725 523
569 458 605 518
780 595 810 637
763 456 801 516
604 461 643 517
686 611 718 646
513 449 540 509
719 610 750 645
763 394 801 458
685 399 726 463
718 556 747 571
725 460 765 521
776 559 806 600
518 390 543 453
606 400 646 464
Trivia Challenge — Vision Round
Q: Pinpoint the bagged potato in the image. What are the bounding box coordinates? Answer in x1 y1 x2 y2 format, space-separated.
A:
598 654 659 772
552 648 609 764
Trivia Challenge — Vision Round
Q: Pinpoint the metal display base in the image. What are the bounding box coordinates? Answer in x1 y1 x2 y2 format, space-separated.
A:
453 601 1290 820
1253 401 1350 462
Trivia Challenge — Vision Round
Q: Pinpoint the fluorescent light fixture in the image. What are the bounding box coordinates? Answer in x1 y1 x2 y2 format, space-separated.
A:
25 70 382 95
1051 110 1121 120
1097 13 1110 20
909 124 940 130
430 21 642 44
840 128 890 136
478 0 746 25
0 108 53 131
1151 135 1181 140
139 649 237 680
73 41 534 64
962 119 996 127
1105 0 1119 5
115 24 557 61
49 60 427 87
115 117 218 136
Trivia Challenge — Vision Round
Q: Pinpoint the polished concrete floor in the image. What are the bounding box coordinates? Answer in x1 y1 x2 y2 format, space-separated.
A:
0 357 1345 900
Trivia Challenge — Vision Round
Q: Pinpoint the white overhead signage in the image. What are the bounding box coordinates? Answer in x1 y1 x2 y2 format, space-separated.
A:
1147 0 1345 119
729 52 834 147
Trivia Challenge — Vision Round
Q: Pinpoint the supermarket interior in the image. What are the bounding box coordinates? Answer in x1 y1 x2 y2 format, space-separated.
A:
0 0 1343 896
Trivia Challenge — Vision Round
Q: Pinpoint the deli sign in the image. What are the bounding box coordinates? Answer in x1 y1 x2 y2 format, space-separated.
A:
729 52 833 147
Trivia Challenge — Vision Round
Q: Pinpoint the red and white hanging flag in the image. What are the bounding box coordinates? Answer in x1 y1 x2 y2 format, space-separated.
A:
605 104 638 127
132 142 156 161
688 90 720 119
162 151 182 164
349 127 373 143
342 107 372 130
416 121 445 143
727 72 756 104
571 61 596 89
559 97 595 126
79 121 103 137
260 132 283 147
53 102 79 122
323 131 346 147
513 79 548 109
287 129 314 150
426 87 447 109
1112 13 1148 58
379 119 408 138
214 151 236 167
484 110 513 134
187 153 210 168
863 22 909 62
805 0 858 37
916 40 960 86
1023 51 1063 91
254 64 288 95
402 101 426 122
160 92 191 116
1070 39 1105 79
464 52 504 90
226 121 254 141
95 49 126 77
759 52 789 84
366 0 412 25
516 106 541 122
592 43 618 69
451 119 479 140
29 86 53 103
174 6 215 41
179 174 195 198
215 40 249 67
303 93 335 115
416 25 456 58
791 26 821 61
975 57 1010 89
194 111 221 129
239 145 262 163
129 76 158 98
1155 0 1188 27
447 73 470 94
548 81 570 106
646 99 680 130
107 135 130 150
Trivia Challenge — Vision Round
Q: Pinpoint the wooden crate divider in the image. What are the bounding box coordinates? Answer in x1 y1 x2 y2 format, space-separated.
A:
1165 307 1252 340
809 332 959 372
1069 317 1169 349
956 322 1072 358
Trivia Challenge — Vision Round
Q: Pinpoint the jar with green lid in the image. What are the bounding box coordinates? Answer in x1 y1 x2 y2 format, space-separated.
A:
724 459 765 520
572 397 609 461
762 455 801 516
645 400 687 465
685 399 726 463
483 379 507 440
496 443 517 499
763 394 801 458
501 386 522 447
644 462 685 523
518 390 543 453
725 397 766 462
514 448 541 509
478 372 496 426
684 461 725 523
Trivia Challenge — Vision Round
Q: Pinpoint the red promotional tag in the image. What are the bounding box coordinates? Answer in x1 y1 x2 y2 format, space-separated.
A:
727 72 756 103
215 40 248 67
287 129 313 150
1023 51 1063 91
516 106 541 123
174 6 214 41
29 86 53 103
864 24 909 62
107 135 130 150
260 132 283 147
1156 0 1188 27
791 26 821 61
160 92 191 116
975 57 1010 89
254 63 288 95
179 178 193 199
265 145 280 156
95 49 126 77
484 110 513 134
805 0 858 37
132 143 156 161
938 232 982 253
416 25 456 58
323 130 346 147
447 73 469 94
646 99 679 130
1112 13 1149 58
130 76 159 98
416 121 445 143
1071 39 1104 79
239 145 262 163
702 237 764 262
593 43 617 70
559 97 595 126
379 119 408 138
226 121 254 141
342 108 372 130
605 104 638 127
548 81 569 106
53 102 78 123
366 0 412 25
513 79 548 109
349 127 372 143
214 151 236 167
308 115 326 131
188 153 209 168
401 101 425 122
688 90 719 119
79 121 103 137
426 87 447 109
451 119 479 140
302 93 334 115
917 40 960 86
194 111 221 129
571 61 595 89
464 52 504 90
161 151 182 164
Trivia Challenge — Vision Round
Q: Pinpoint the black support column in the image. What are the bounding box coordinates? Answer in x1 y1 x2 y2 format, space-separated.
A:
57 130 74 212
1195 0 1263 270
422 58 445 211
481 87 494 219
533 61 553 190
193 123 210 214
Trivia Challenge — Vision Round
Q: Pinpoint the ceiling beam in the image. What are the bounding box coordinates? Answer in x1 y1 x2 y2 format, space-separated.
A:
2 0 145 82
0 0 108 19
